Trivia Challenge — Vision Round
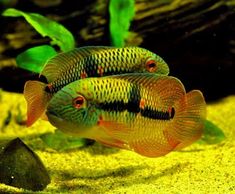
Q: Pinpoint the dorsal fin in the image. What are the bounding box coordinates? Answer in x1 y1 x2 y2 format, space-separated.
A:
40 46 112 83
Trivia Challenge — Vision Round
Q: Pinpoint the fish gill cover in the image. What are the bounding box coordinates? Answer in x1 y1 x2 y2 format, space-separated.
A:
1 2 225 152
0 0 233 192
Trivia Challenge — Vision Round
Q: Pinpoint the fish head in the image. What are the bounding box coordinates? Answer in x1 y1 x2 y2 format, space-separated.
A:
139 49 169 75
46 80 98 137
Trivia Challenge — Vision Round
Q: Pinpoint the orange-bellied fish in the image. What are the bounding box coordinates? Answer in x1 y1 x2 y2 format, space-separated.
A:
24 46 169 127
46 73 206 157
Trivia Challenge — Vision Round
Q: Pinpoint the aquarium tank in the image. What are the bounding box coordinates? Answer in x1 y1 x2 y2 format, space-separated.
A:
0 0 234 193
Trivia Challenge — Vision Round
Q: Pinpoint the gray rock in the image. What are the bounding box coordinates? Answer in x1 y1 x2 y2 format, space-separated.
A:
0 138 50 191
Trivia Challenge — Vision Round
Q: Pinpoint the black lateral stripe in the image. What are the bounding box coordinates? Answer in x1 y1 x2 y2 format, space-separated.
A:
83 59 131 77
127 84 141 113
140 106 175 120
99 100 126 112
44 86 51 93
102 68 130 76
98 83 141 113
170 107 175 119
83 57 99 77
98 100 175 121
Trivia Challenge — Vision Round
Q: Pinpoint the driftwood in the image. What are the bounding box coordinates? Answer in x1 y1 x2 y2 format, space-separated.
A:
0 0 234 100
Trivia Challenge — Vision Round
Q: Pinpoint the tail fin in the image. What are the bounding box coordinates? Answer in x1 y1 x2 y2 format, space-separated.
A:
167 90 206 150
24 81 51 127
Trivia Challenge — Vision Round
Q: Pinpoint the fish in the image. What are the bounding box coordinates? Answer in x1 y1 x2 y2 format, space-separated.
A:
24 46 169 127
46 73 206 157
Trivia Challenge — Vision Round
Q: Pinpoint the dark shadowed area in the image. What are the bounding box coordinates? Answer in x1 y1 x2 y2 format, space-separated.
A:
0 0 234 101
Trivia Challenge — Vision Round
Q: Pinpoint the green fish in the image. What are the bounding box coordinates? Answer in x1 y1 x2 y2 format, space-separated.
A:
46 73 206 158
24 46 169 126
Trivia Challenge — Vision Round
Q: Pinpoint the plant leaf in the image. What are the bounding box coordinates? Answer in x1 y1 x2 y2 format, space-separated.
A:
2 8 75 51
40 129 92 151
16 45 57 73
109 0 135 47
198 119 225 144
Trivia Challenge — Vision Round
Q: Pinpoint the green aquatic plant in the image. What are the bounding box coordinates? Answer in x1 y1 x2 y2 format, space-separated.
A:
16 45 57 73
40 130 93 152
2 8 75 52
2 9 88 149
1 8 90 150
2 8 76 73
109 0 135 47
198 120 225 144
1 6 225 152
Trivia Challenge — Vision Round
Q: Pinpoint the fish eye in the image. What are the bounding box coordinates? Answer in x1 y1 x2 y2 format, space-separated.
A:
73 96 85 109
146 60 157 72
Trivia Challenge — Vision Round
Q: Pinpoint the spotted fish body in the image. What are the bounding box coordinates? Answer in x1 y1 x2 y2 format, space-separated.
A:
46 73 206 157
24 46 169 126
44 46 169 93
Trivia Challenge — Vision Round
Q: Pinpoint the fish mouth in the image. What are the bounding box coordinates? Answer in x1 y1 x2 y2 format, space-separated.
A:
46 110 64 126
46 110 79 136
46 109 57 117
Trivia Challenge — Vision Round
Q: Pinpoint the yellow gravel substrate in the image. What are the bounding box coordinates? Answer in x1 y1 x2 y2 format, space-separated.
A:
0 91 234 194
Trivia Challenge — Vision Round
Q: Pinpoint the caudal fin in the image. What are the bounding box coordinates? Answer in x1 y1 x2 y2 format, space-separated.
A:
24 81 51 127
167 90 206 150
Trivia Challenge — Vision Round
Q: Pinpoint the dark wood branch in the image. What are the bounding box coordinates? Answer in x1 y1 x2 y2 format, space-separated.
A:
0 0 234 100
